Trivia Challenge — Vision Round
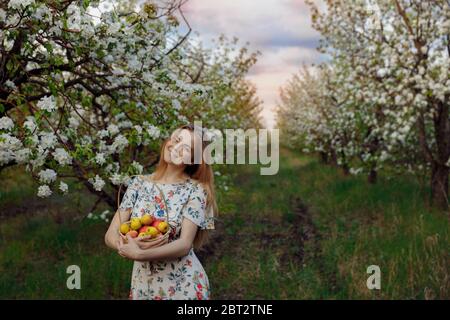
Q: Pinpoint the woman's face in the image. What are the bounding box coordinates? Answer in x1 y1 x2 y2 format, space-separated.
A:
164 128 199 165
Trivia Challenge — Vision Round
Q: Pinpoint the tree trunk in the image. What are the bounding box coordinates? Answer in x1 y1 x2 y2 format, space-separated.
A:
431 164 449 210
342 163 350 176
431 100 449 210
329 149 338 166
319 151 329 164
368 168 378 184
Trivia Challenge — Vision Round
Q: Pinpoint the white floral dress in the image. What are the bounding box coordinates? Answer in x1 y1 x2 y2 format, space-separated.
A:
118 174 215 300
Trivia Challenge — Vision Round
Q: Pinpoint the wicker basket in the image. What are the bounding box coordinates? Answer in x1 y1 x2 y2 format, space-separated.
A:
117 175 171 244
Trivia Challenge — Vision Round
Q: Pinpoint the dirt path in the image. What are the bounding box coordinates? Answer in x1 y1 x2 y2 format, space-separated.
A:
196 148 337 298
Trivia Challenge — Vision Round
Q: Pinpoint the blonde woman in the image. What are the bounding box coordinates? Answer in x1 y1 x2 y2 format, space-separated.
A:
105 124 217 300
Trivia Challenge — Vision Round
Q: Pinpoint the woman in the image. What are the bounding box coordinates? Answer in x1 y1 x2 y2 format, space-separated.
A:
105 124 217 300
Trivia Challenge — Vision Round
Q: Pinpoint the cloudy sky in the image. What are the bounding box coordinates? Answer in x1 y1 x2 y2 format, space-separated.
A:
181 0 325 128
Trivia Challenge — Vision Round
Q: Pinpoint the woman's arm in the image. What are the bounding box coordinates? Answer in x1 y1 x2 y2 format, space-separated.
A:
118 217 198 262
105 208 131 250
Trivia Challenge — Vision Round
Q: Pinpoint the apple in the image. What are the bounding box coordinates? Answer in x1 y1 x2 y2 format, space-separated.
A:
138 225 150 234
146 226 160 238
126 230 138 238
130 218 142 230
156 221 169 234
120 223 130 235
138 232 147 238
140 214 154 226
151 219 162 227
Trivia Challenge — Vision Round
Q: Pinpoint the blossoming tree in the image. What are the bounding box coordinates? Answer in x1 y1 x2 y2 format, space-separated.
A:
279 0 449 208
0 0 262 213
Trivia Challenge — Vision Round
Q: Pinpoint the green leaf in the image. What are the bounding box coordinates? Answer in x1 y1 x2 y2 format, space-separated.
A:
6 59 15 72
44 42 53 54
54 56 64 67
48 80 57 96
82 0 90 10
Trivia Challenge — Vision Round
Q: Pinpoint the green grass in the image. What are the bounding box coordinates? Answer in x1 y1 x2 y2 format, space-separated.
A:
203 148 449 299
0 215 132 299
0 148 448 299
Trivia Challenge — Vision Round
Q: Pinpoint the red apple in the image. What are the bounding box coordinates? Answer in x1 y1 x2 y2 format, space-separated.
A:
126 230 138 238
138 226 150 234
151 219 162 227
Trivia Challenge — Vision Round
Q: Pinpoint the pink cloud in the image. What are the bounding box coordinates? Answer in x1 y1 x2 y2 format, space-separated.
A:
181 0 324 128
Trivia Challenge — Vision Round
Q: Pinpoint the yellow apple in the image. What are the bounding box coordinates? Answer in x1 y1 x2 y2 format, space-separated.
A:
156 221 169 234
120 223 130 235
146 226 159 238
140 214 154 226
130 218 142 230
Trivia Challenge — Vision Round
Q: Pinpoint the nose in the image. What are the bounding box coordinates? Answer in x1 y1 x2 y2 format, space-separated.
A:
170 144 185 157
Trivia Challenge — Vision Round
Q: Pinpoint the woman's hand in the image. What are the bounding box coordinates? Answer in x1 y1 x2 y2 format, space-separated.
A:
135 235 168 250
124 218 197 262
117 235 142 260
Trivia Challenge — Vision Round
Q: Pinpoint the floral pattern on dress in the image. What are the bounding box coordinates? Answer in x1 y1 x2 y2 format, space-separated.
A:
118 174 215 300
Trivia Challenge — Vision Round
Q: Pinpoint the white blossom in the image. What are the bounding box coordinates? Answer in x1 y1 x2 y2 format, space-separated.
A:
100 210 109 220
66 3 81 30
118 120 133 129
68 116 80 129
0 116 14 131
8 0 35 10
0 9 6 22
4 80 16 90
131 161 143 174
134 125 143 134
127 55 141 71
172 99 181 110
14 148 31 164
97 129 109 139
38 168 57 184
0 133 22 165
89 175 105 191
33 5 50 21
39 131 57 149
59 181 68 194
107 124 119 136
37 184 52 198
146 125 160 139
52 148 72 166
95 152 106 165
37 95 57 113
109 173 126 186
110 134 128 153
23 116 37 132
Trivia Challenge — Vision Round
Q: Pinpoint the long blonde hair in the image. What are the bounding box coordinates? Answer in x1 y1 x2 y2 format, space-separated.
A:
152 124 218 249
